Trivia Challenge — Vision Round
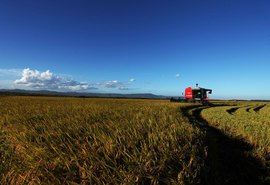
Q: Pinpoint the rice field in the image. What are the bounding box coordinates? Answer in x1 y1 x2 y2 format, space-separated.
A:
0 96 269 184
0 96 206 184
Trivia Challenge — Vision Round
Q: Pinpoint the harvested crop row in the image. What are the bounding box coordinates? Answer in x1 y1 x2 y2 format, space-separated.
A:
201 103 270 160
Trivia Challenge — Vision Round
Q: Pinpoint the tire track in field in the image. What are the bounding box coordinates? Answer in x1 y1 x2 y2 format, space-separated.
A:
253 104 266 113
245 104 266 113
182 105 269 185
226 105 250 114
226 107 239 114
246 106 252 112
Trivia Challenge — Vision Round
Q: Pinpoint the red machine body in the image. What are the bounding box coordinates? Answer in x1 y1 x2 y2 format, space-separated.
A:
185 87 193 99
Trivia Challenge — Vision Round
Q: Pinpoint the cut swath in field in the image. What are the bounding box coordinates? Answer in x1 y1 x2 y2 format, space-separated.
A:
253 104 267 113
201 103 270 184
184 104 270 185
245 104 267 113
226 105 251 115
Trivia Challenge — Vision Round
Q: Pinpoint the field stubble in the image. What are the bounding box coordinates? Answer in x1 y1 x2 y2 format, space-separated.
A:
201 102 270 184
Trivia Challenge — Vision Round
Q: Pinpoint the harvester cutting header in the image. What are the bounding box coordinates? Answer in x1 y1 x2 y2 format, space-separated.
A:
171 83 212 104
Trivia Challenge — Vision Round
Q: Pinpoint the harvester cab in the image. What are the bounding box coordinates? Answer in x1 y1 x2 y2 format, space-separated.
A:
184 84 212 103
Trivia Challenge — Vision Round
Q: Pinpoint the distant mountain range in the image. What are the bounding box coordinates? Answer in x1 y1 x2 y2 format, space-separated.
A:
0 89 169 99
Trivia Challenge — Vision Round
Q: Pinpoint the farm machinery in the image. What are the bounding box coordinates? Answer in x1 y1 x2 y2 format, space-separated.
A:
170 84 212 104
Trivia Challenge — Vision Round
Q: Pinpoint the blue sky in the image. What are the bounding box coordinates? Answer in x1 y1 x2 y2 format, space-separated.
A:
0 0 270 99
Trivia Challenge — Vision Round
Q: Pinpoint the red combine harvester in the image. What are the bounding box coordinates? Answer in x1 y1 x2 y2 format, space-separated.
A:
170 84 212 104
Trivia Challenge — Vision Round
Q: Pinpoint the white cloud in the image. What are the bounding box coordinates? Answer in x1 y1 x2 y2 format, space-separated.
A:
102 80 123 88
118 87 129 90
129 78 135 83
97 79 133 90
175 74 180 78
14 68 95 91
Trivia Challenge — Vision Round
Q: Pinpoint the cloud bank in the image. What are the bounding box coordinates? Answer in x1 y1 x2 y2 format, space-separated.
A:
14 68 135 91
14 68 94 91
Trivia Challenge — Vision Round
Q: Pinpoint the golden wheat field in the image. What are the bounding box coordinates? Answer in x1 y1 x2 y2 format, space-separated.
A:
0 96 269 185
